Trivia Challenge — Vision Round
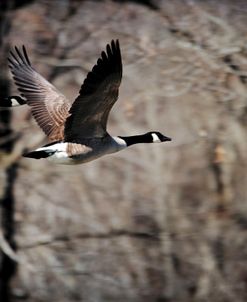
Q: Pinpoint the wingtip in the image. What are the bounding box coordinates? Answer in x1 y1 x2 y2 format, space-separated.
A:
7 57 17 68
9 49 17 60
22 44 31 65
106 43 112 56
100 39 121 61
8 44 31 67
111 39 120 49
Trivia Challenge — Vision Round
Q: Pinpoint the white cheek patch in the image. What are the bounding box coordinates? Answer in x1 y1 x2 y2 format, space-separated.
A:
152 133 161 143
11 98 21 107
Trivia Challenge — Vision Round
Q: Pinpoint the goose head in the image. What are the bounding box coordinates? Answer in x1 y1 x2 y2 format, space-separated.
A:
146 131 172 143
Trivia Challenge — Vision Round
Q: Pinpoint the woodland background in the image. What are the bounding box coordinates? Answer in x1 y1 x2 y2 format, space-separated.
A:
0 0 247 301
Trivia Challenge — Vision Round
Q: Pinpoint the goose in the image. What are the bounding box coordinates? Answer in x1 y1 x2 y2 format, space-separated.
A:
5 40 171 165
2 95 26 107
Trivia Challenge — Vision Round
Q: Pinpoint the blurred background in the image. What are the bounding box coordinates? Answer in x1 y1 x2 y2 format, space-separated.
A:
0 0 247 301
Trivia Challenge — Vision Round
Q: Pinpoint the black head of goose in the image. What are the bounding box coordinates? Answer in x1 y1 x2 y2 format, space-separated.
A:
6 40 171 165
1 95 26 107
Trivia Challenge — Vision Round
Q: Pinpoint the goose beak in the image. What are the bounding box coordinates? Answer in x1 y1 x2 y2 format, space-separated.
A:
161 135 172 142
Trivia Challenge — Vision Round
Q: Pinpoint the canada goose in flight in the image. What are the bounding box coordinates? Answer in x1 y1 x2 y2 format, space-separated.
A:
5 40 171 164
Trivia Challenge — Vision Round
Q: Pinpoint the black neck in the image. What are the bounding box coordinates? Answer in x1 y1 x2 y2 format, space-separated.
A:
118 134 152 146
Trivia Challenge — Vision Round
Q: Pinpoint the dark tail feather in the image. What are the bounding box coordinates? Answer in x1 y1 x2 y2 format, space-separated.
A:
23 150 55 159
1 96 26 107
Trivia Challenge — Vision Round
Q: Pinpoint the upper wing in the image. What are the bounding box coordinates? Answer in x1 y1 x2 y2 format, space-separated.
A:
64 40 122 142
8 46 70 141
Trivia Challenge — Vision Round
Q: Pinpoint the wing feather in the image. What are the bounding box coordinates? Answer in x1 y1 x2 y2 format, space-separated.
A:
8 46 70 141
64 40 122 142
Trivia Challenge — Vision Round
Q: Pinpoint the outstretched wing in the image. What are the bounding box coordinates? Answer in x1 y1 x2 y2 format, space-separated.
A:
8 46 70 141
64 40 122 142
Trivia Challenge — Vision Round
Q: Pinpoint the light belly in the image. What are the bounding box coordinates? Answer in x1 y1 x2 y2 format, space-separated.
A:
44 137 126 165
47 147 114 165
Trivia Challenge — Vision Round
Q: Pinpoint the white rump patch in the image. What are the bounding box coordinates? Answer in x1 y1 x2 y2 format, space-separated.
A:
151 133 161 143
36 143 74 164
37 142 68 153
